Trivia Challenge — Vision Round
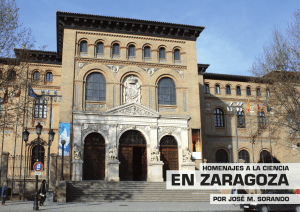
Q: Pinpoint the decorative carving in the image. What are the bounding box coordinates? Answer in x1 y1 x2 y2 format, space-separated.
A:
73 143 82 160
158 126 181 141
108 144 118 161
77 62 89 74
183 147 192 162
106 65 125 76
107 103 159 117
123 75 142 104
116 124 150 140
141 67 159 78
173 69 184 78
81 124 109 140
151 146 160 162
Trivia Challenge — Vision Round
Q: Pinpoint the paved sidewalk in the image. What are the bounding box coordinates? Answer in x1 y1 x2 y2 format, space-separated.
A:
0 201 242 212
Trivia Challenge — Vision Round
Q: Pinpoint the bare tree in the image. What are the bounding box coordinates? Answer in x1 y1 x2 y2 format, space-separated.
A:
250 9 300 150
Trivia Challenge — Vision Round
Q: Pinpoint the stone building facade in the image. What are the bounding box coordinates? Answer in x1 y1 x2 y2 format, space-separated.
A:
0 11 299 196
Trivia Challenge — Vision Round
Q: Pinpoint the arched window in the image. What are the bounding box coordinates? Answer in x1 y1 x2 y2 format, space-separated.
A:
85 72 106 101
236 86 241 95
266 88 270 97
128 45 136 58
144 46 151 58
258 112 265 128
239 150 250 163
158 77 176 105
204 84 210 93
112 43 120 57
256 88 261 96
46 72 53 82
260 150 271 163
80 40 88 53
159 47 166 60
174 49 181 61
33 71 40 80
31 145 45 170
34 99 47 119
8 70 16 80
237 111 245 128
216 149 228 163
215 84 220 94
246 86 251 96
226 85 231 94
96 42 104 55
214 108 224 127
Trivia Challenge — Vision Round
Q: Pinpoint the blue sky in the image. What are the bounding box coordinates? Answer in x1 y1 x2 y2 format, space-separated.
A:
15 0 299 76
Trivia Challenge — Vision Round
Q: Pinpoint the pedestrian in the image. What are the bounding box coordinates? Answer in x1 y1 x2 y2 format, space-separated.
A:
1 182 8 205
39 180 46 206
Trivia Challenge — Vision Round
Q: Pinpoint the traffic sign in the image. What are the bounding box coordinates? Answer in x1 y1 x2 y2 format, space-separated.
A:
33 162 43 172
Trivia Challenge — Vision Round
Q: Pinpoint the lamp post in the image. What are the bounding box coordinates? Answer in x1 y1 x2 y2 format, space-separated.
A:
33 123 43 211
60 139 66 181
46 129 55 190
228 144 232 163
22 129 30 201
227 102 243 163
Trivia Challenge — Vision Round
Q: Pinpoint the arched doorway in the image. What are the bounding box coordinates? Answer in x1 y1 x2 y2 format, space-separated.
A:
83 133 105 180
119 130 147 181
258 150 280 163
160 135 178 181
216 149 229 163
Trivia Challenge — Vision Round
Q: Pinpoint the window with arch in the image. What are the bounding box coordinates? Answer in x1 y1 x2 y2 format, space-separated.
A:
246 86 251 96
266 88 270 97
256 88 261 96
260 150 271 163
96 42 104 56
216 149 228 163
8 70 16 80
214 108 224 127
239 150 250 163
31 145 45 170
46 72 53 82
226 85 231 94
33 71 40 80
80 40 88 53
128 44 136 58
85 72 106 101
34 99 47 119
258 111 265 128
159 47 166 60
236 86 241 95
204 84 210 93
144 46 151 58
237 111 245 128
112 43 120 57
158 77 176 105
174 49 181 62
215 84 220 94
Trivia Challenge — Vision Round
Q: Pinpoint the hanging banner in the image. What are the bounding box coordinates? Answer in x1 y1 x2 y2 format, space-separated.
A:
59 123 71 156
192 129 202 159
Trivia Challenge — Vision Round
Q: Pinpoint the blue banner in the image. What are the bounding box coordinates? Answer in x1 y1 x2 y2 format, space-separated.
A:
59 123 71 156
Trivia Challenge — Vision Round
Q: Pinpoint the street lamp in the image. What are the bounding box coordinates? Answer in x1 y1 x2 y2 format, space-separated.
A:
33 123 43 211
227 102 243 163
228 144 232 163
60 139 66 181
22 129 30 201
46 129 55 190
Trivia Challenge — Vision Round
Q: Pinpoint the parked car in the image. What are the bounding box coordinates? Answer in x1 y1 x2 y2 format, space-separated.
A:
240 190 300 212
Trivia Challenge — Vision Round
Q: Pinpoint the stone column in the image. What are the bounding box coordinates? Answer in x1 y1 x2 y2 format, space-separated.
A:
148 161 164 182
72 123 83 181
179 127 189 170
181 162 196 171
149 126 158 179
107 160 120 182
107 124 117 180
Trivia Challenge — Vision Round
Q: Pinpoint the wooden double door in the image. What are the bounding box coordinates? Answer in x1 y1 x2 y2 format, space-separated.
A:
83 133 105 180
119 130 147 181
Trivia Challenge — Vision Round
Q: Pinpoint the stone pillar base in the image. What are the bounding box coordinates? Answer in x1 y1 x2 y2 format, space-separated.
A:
72 160 83 181
148 161 164 182
181 162 196 170
108 160 120 182
46 190 54 202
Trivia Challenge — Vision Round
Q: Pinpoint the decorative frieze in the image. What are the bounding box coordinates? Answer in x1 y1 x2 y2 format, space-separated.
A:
116 124 150 139
158 126 181 140
81 123 109 140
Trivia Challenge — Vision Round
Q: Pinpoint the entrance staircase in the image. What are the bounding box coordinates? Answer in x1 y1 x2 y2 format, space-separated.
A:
66 181 222 202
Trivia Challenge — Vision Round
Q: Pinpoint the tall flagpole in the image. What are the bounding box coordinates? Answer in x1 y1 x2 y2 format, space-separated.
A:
11 96 21 201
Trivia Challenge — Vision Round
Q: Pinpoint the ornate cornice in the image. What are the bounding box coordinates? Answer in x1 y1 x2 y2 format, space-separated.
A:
57 11 204 55
74 57 187 70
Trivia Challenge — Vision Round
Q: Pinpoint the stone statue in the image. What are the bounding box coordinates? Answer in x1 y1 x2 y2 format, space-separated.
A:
109 144 118 161
151 146 160 162
73 143 82 160
183 147 192 162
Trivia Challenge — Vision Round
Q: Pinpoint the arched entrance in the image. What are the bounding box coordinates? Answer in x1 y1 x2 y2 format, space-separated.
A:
119 130 147 181
160 135 178 181
83 133 105 180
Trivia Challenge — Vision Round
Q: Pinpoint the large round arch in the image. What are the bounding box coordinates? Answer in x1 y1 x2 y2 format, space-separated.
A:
119 130 147 181
83 132 105 180
160 135 178 181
